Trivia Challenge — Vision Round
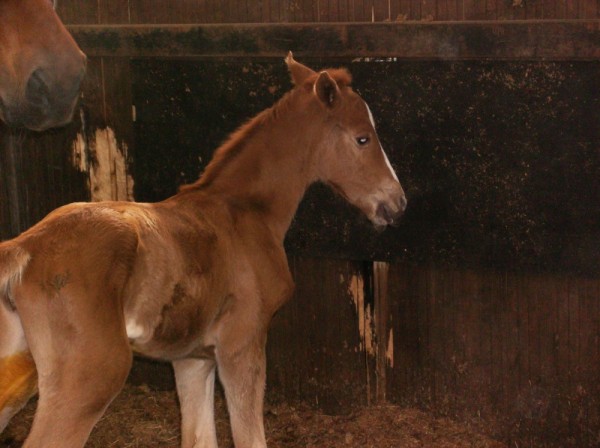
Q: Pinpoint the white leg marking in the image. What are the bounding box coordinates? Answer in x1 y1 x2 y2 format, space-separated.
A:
173 358 218 448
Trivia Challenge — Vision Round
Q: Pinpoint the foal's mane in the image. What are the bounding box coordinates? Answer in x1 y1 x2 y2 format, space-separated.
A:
178 68 352 194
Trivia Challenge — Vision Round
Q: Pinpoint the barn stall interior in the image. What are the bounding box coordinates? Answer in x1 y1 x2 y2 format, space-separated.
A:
0 1 599 447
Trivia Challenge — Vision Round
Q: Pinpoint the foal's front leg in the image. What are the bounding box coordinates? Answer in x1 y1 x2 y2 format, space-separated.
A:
173 358 218 448
217 334 268 448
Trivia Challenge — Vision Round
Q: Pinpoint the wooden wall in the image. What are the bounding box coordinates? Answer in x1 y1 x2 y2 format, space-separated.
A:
0 2 597 446
57 0 600 24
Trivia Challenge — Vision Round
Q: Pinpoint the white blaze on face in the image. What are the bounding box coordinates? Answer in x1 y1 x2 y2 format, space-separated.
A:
364 101 399 182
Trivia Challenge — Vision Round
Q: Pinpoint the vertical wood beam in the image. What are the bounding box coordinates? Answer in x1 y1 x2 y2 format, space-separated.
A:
373 260 391 403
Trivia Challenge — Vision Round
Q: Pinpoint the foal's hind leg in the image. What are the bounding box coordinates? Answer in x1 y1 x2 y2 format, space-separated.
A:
15 285 132 448
173 358 218 448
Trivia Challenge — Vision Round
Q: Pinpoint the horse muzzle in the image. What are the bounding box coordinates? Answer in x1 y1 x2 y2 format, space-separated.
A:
374 194 407 228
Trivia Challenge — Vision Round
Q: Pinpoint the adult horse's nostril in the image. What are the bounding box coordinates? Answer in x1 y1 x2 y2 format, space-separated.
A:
25 68 51 110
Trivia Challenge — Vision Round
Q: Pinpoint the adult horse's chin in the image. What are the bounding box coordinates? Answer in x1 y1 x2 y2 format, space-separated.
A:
0 89 81 132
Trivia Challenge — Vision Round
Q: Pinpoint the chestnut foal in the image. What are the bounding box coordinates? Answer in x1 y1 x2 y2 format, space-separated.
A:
0 54 406 447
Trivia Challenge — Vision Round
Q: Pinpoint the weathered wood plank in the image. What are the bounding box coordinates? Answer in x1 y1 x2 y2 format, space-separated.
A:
68 22 600 60
267 257 370 410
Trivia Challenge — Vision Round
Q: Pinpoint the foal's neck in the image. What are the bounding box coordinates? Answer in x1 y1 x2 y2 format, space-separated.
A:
179 92 320 242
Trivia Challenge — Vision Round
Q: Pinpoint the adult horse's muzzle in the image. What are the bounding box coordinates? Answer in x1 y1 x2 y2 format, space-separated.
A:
0 53 86 131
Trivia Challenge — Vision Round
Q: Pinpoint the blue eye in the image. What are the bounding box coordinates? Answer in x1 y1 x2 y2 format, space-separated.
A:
356 136 370 146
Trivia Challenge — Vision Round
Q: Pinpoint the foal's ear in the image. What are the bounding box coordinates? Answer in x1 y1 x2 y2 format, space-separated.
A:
314 71 340 108
285 51 315 86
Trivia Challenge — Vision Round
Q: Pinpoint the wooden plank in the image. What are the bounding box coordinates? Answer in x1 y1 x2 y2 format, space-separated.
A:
420 0 436 21
448 0 462 20
68 22 600 60
538 275 558 385
486 0 499 19
301 0 318 21
338 0 351 21
488 270 504 407
246 0 263 22
99 58 135 183
427 267 441 402
502 272 520 414
409 0 421 19
566 0 579 18
98 0 131 24
516 274 530 392
478 271 493 407
526 0 545 18
578 278 597 384
373 0 389 21
542 0 558 18
57 0 98 24
496 0 510 19
528 276 542 385
567 277 580 383
511 0 527 19
464 0 487 19
388 262 421 403
0 131 24 237
582 0 598 18
267 257 370 409
556 274 571 384
556 0 568 18
373 261 390 402
435 0 449 20
416 265 431 402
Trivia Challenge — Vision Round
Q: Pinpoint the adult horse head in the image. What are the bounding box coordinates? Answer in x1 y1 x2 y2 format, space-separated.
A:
0 0 86 131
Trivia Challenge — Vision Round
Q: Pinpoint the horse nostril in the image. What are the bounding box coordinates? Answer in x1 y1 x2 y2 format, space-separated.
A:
25 68 51 110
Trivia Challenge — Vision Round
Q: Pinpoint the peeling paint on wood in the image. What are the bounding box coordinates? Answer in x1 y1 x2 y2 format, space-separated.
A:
347 273 376 358
71 127 134 202
70 132 88 173
386 327 394 368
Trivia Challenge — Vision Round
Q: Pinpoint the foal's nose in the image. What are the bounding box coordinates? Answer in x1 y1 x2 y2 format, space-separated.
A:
376 192 407 227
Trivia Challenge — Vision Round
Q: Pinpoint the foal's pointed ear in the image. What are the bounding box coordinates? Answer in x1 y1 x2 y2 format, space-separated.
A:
285 51 315 86
314 71 340 108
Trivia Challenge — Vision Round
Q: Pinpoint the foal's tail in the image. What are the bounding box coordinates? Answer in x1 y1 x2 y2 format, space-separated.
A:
0 243 31 309
0 242 36 434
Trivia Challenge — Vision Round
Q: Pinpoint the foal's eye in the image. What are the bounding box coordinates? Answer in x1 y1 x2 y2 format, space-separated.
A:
356 136 370 146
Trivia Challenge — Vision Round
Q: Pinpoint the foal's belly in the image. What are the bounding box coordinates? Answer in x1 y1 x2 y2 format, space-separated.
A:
124 290 218 361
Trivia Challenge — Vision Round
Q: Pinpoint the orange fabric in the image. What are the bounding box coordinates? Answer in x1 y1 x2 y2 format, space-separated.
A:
0 352 37 410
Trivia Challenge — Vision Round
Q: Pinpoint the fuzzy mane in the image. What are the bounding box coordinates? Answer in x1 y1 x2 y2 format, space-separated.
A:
179 67 352 194
179 90 295 193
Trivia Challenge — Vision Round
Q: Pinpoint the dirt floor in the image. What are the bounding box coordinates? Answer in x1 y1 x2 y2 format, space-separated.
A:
1 383 507 448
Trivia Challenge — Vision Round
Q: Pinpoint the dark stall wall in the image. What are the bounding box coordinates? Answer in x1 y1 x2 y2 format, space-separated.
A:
132 58 600 275
129 56 600 445
388 263 600 446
